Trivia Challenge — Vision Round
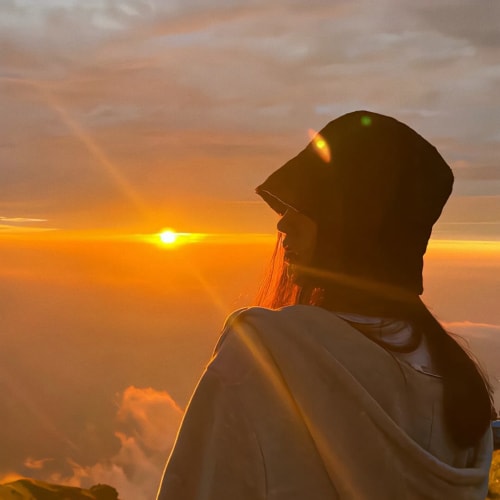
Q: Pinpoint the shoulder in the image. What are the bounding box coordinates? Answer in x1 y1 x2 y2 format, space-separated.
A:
210 305 333 384
208 308 273 384
214 306 313 354
214 307 274 354
210 305 386 385
222 306 276 329
222 305 339 328
216 305 350 353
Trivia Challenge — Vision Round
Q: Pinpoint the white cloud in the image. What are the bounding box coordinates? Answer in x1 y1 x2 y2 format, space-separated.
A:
115 386 183 454
42 386 183 500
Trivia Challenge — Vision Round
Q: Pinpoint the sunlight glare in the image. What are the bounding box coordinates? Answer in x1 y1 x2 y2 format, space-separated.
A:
159 230 178 245
151 229 207 248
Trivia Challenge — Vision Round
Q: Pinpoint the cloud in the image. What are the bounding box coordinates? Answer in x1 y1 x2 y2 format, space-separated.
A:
445 320 500 330
0 0 499 235
443 320 500 338
440 195 500 223
24 457 54 470
0 215 56 233
0 216 47 222
39 386 183 500
451 162 500 182
400 1 500 49
115 385 183 454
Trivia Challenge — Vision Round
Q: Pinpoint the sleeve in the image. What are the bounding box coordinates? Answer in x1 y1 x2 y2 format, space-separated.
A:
156 321 267 500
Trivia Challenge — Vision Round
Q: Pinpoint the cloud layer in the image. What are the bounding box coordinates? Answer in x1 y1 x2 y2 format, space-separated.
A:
45 386 182 500
1 0 499 236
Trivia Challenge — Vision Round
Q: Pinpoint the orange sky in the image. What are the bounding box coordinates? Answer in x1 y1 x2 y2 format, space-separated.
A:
1 229 499 498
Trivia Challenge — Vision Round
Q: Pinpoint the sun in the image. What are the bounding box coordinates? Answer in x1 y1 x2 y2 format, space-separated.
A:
151 229 207 248
159 230 178 245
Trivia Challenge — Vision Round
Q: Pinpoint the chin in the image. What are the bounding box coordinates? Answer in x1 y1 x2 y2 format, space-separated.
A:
288 263 313 287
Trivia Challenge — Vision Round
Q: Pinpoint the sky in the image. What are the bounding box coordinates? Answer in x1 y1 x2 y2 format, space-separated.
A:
1 1 499 499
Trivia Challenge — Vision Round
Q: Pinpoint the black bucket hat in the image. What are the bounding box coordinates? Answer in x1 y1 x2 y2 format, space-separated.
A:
256 110 453 295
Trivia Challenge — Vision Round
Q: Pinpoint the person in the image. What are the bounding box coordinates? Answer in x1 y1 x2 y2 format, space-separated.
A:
156 110 494 499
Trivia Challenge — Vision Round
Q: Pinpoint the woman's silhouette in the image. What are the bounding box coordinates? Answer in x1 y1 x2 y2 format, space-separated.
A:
157 110 493 499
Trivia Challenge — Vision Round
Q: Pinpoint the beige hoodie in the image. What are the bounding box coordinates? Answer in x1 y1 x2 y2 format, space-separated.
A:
157 305 492 500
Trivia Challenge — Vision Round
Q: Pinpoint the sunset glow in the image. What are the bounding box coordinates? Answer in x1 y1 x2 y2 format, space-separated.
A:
150 230 209 248
159 230 178 245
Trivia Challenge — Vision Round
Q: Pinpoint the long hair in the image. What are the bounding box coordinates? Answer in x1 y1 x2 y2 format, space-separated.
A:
256 238 494 448
255 233 299 309
255 233 324 308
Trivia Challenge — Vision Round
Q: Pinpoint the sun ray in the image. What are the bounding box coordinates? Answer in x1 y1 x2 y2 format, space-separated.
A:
0 363 79 452
1 76 150 216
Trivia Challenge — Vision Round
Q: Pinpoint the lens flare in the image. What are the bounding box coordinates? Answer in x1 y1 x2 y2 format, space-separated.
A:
308 129 331 163
360 115 372 127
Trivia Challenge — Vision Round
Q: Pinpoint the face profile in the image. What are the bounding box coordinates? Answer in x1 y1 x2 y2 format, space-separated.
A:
277 207 317 283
